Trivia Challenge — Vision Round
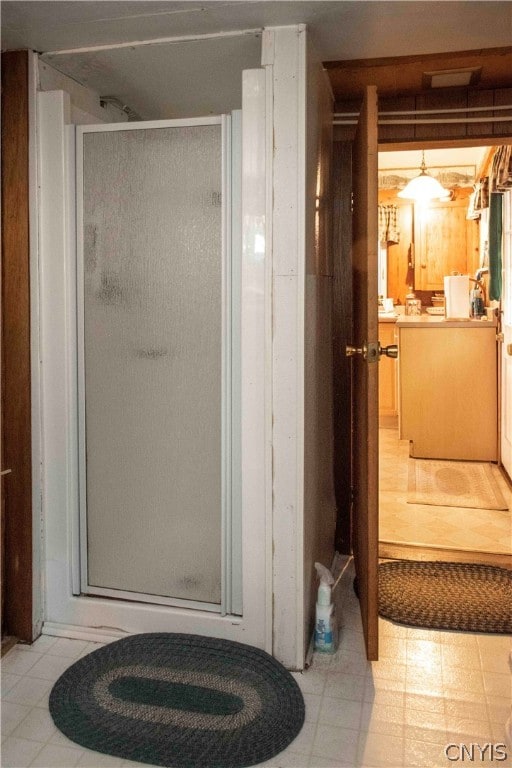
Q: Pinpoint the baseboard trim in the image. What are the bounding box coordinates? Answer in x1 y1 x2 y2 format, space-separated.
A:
379 540 512 569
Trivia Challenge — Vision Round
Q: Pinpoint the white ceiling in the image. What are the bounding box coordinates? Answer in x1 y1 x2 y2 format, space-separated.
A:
2 1 512 119
379 146 488 171
2 1 512 60
40 32 263 119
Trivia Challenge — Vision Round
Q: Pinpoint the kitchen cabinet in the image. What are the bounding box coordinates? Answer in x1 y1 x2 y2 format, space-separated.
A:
414 197 479 291
378 321 398 421
398 317 497 461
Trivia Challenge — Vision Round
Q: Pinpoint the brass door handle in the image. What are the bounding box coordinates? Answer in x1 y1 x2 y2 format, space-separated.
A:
346 343 398 360
1 469 12 477
379 343 398 359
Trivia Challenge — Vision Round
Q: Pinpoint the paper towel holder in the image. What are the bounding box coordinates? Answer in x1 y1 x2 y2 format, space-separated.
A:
444 273 470 320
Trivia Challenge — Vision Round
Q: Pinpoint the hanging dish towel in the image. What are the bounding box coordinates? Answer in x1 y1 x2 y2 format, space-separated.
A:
491 145 512 191
489 192 503 301
378 204 400 244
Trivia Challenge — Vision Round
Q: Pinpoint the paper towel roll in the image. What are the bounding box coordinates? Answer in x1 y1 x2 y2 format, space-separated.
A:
444 275 469 319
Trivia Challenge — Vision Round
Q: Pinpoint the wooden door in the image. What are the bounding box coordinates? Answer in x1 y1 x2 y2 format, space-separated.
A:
350 85 379 660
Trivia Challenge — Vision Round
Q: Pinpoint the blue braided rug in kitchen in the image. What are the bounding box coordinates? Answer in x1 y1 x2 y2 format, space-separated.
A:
379 561 512 634
49 633 305 768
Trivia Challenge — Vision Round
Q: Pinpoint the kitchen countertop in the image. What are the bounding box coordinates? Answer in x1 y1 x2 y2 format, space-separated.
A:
396 314 497 328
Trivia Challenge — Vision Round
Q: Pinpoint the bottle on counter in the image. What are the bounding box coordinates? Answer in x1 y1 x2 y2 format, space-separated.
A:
470 286 485 318
405 291 421 316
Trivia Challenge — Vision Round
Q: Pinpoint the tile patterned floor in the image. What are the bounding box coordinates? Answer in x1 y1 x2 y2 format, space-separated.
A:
379 428 512 554
1 432 511 768
2 560 511 767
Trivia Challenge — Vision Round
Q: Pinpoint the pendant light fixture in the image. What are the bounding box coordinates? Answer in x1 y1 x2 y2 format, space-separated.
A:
397 151 449 202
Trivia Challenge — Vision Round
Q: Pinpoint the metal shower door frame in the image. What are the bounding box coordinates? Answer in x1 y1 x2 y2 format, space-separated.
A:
74 115 240 616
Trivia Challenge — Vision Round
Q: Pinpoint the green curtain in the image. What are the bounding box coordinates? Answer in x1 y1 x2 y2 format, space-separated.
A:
488 192 502 301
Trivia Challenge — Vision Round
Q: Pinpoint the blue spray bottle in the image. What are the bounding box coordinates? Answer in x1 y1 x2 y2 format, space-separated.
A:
314 562 337 653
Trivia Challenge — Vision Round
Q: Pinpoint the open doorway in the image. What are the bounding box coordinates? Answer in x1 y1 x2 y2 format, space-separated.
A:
376 143 512 566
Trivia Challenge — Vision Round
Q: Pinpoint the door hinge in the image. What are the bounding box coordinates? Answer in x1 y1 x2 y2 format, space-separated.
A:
497 332 505 343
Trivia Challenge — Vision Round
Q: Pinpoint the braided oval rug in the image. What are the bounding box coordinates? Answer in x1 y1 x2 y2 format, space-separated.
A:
379 561 512 634
49 633 305 768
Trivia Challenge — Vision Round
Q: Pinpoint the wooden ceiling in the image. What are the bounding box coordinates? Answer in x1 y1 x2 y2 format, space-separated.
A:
324 47 512 102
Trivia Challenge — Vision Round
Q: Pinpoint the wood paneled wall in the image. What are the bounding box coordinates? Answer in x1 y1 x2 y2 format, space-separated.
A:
334 87 512 144
1 50 33 642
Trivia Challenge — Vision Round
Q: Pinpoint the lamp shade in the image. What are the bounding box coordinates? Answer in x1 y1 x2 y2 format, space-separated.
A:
397 151 448 202
397 172 448 201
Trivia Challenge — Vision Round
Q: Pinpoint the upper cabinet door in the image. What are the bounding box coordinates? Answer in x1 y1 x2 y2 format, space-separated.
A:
414 197 475 290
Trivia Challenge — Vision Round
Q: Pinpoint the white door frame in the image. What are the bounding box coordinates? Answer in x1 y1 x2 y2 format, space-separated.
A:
501 189 512 479
37 79 269 649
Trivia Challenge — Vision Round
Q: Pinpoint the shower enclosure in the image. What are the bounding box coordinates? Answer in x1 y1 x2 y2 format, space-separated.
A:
76 117 241 615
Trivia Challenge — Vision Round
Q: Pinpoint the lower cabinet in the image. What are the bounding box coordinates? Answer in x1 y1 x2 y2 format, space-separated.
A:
398 324 497 461
378 321 398 419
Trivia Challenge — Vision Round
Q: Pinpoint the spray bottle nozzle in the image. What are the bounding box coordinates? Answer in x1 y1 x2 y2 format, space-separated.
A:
315 562 334 586
315 562 334 607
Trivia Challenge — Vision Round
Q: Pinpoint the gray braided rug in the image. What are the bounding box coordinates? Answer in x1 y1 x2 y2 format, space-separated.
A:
379 561 512 634
49 633 305 768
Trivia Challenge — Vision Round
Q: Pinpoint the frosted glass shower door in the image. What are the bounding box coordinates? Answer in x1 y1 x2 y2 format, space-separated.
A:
77 118 233 610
